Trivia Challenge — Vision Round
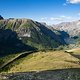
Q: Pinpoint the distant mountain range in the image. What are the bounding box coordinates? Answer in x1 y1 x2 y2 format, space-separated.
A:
52 20 80 37
52 20 80 44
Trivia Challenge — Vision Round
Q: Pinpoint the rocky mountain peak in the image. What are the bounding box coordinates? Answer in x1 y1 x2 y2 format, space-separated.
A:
52 20 80 37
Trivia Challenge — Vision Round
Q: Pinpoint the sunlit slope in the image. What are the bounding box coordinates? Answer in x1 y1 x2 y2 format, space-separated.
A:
6 50 80 73
65 48 80 53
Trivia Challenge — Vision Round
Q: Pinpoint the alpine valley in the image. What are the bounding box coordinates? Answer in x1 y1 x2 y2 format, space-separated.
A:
0 15 80 80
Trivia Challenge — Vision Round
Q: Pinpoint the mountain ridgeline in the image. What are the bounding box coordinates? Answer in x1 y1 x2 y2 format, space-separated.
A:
0 17 67 55
52 20 80 44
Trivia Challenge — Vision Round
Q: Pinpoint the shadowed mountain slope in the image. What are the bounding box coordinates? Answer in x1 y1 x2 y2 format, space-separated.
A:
0 29 35 57
0 18 66 51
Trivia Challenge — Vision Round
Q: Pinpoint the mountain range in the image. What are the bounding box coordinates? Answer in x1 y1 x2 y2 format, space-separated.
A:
0 16 64 56
52 20 80 37
0 15 80 56
0 15 80 80
52 20 80 44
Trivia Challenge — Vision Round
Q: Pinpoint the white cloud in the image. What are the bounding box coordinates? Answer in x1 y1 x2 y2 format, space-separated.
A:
40 16 73 24
60 15 71 19
41 17 47 20
67 0 80 4
50 17 64 21
50 16 72 21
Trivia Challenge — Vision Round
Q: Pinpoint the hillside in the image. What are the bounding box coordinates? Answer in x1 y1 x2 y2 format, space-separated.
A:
0 29 35 56
0 49 80 73
0 18 66 56
0 49 80 80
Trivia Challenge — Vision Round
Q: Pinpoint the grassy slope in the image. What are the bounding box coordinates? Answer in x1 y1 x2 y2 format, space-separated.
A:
66 48 80 53
1 49 79 73
0 54 19 67
0 51 36 72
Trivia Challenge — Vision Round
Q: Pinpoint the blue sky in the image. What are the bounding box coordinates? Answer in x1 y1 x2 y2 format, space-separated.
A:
0 0 80 24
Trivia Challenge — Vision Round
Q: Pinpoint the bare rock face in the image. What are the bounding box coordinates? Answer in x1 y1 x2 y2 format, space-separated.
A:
52 20 80 37
0 15 4 20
